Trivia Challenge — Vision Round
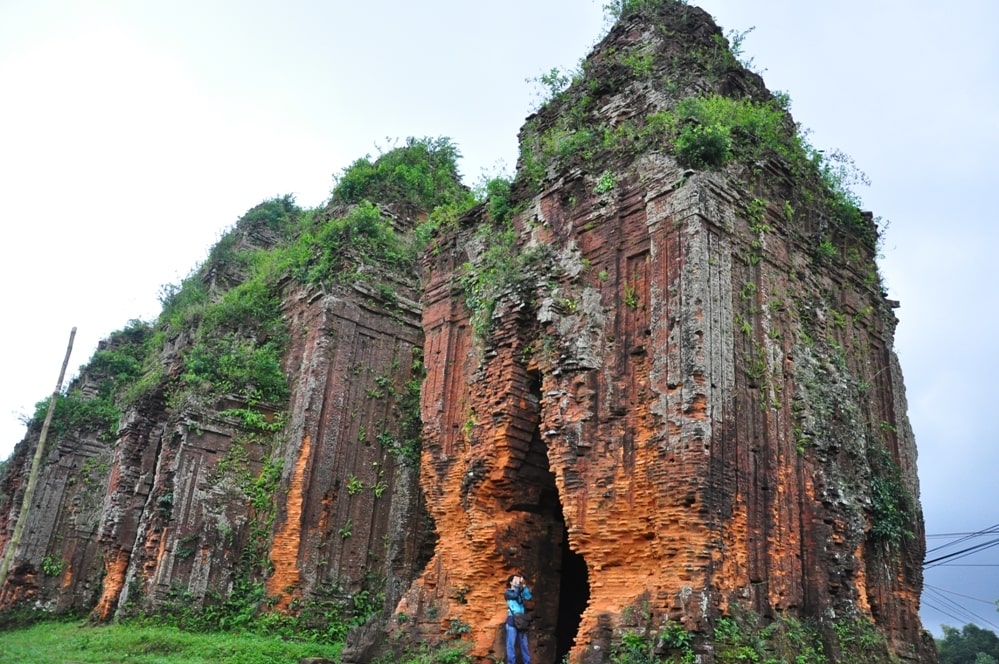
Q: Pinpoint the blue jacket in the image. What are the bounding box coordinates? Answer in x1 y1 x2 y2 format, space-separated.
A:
505 585 532 615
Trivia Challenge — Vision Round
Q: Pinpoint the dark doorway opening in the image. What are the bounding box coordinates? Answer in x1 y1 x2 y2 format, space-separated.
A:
554 510 589 662
525 370 590 662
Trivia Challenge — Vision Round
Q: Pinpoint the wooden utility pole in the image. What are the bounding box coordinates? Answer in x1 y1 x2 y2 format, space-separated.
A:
0 327 76 590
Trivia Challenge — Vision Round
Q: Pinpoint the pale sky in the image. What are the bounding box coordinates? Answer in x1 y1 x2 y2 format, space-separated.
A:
1 0 996 639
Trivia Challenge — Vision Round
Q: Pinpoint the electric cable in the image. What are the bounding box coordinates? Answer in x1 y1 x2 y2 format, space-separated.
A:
924 584 997 609
921 524 999 631
926 523 999 554
924 537 999 568
922 585 999 632
922 596 980 630
921 523 999 635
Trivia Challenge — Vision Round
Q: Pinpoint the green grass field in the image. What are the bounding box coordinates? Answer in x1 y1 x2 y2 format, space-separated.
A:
0 620 342 663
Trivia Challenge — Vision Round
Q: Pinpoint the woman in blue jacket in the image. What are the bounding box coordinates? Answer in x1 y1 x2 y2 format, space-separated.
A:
504 573 532 664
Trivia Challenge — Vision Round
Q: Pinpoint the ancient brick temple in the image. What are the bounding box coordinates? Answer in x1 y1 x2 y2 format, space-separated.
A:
380 3 932 662
0 2 934 663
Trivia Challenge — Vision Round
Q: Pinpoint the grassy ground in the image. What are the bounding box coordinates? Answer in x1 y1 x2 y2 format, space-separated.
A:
0 619 343 663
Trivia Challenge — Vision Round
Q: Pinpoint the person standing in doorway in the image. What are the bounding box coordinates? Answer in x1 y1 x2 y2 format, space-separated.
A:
504 573 532 664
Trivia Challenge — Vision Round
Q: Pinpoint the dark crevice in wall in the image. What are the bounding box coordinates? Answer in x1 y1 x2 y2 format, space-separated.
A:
521 369 590 663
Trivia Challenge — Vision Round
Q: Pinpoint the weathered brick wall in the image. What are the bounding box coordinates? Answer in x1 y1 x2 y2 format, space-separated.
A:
393 155 927 663
0 277 432 627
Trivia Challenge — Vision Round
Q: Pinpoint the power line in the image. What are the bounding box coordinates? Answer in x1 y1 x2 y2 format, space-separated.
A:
923 585 999 632
925 537 999 568
923 596 981 630
928 530 999 539
926 523 999 554
920 523 999 638
925 584 997 608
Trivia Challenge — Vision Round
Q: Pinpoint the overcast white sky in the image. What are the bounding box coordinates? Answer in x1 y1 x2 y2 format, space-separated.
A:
1 0 996 639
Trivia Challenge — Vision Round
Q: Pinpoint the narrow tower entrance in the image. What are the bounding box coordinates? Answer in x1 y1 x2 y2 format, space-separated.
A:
553 509 589 662
522 370 590 663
